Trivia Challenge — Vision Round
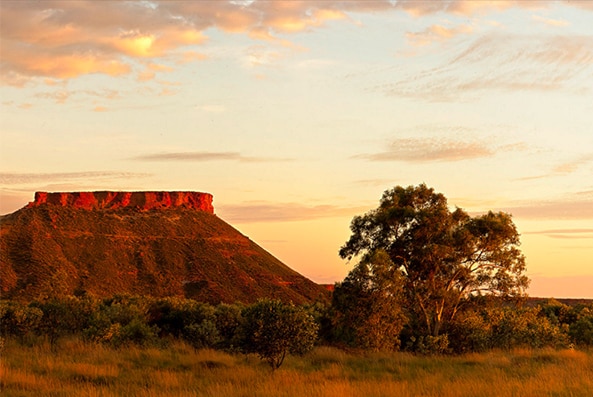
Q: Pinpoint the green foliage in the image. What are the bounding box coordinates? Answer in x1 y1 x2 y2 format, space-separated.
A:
569 315 593 346
214 303 244 350
539 299 577 326
113 318 160 347
339 184 529 340
0 300 43 339
183 320 220 349
30 296 98 345
446 305 568 352
331 250 406 351
491 307 568 349
241 299 318 369
405 334 450 355
3 293 591 357
148 297 211 336
146 297 223 349
83 295 159 347
447 309 493 353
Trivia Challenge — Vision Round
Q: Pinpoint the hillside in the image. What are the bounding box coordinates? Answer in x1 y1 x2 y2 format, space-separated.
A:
0 191 329 304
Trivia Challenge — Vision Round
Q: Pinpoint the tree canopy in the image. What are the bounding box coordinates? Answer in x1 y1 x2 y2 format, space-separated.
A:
241 299 318 369
339 184 529 338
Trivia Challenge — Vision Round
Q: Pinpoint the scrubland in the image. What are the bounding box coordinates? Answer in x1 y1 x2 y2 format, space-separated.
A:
2 338 592 397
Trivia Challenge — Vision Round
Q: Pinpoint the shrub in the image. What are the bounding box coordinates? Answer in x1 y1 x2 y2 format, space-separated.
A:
569 315 593 346
214 303 244 350
82 295 159 347
241 299 318 369
112 318 160 347
0 301 43 340
448 310 492 353
30 297 98 345
183 320 220 349
490 307 567 349
405 334 450 355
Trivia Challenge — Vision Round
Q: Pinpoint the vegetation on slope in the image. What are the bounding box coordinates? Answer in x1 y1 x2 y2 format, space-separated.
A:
0 206 329 304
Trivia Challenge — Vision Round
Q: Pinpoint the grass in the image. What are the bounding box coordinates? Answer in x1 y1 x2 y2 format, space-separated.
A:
1 338 592 396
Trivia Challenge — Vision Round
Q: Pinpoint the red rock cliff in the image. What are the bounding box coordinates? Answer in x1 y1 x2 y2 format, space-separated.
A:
27 191 214 213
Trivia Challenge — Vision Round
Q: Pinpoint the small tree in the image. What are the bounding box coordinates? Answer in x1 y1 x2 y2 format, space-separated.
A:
241 299 318 369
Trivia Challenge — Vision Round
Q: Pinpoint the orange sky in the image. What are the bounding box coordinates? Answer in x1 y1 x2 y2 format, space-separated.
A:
1 0 592 298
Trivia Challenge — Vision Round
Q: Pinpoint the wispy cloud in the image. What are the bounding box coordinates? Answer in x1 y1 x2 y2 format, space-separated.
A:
532 15 569 27
552 153 593 174
517 153 593 180
130 151 292 163
357 136 524 163
501 191 593 220
0 171 151 185
362 138 491 162
524 229 593 239
218 201 368 223
382 33 593 101
406 23 473 47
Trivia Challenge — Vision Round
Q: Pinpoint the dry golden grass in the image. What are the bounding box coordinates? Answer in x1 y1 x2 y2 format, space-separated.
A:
1 338 592 396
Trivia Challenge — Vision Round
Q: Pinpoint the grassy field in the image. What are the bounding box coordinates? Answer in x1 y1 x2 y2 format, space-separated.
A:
1 338 592 397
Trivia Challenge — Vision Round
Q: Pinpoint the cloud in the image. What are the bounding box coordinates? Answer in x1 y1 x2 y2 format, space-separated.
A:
357 136 524 163
218 201 368 223
0 1 348 83
501 191 593 220
382 33 593 101
532 15 569 27
396 1 536 17
33 88 121 104
3 1 591 85
517 153 593 180
524 229 593 239
552 153 593 174
130 151 292 163
0 171 151 185
353 178 402 187
406 23 473 47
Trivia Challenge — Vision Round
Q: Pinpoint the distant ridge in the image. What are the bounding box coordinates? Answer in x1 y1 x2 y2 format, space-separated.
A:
0 191 329 304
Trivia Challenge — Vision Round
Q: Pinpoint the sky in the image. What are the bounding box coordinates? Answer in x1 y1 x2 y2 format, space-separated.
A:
1 0 592 298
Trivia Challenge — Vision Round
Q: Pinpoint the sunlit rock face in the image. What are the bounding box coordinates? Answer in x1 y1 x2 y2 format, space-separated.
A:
1 191 329 304
27 191 214 213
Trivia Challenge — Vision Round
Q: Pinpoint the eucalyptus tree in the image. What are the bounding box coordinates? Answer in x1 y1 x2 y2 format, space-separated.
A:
339 184 529 338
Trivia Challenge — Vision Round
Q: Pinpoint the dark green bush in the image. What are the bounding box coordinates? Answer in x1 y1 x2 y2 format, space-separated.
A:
241 299 318 369
183 320 220 349
82 295 159 347
0 301 43 340
214 303 244 350
569 315 593 346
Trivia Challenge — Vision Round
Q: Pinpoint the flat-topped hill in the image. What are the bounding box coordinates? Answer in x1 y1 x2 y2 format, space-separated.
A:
0 191 329 304
27 191 214 212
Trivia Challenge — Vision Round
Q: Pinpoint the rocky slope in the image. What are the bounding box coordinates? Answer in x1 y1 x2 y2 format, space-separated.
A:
0 191 329 304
